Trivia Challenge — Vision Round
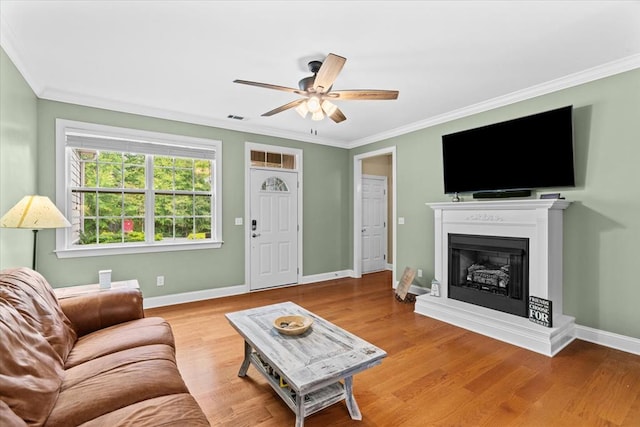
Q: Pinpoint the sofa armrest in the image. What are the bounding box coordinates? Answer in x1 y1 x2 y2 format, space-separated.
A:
59 288 144 337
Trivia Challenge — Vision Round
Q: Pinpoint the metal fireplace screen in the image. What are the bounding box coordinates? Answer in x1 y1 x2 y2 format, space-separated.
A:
448 234 529 317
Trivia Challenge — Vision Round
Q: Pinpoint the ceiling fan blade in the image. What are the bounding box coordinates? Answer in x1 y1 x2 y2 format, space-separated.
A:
329 107 347 123
313 53 346 93
261 98 306 117
328 89 399 100
234 79 304 95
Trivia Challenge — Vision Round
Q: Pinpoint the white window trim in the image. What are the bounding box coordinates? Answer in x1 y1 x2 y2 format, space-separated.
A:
55 119 223 258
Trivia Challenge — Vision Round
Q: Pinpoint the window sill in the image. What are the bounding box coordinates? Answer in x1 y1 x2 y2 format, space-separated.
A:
55 240 223 258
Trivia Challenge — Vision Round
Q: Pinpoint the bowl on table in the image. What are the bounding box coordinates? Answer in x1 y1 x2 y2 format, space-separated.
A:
273 315 313 335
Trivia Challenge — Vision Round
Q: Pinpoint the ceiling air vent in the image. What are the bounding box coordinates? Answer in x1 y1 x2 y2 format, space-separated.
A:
227 114 246 121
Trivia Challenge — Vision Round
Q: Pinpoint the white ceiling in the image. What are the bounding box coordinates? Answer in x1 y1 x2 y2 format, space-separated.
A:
1 1 639 148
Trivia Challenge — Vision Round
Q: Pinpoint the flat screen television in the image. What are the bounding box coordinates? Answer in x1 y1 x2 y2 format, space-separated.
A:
442 105 575 197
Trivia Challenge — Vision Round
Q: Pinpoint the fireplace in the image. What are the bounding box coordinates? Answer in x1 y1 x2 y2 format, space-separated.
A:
415 199 575 356
448 234 529 317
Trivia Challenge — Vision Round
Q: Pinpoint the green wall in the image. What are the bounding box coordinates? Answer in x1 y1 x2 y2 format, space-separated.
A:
0 48 38 269
33 100 350 295
350 68 640 339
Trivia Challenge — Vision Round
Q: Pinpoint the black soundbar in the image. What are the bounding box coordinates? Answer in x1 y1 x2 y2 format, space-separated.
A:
473 190 532 199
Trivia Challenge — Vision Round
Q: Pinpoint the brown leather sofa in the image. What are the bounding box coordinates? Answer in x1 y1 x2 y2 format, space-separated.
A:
0 267 210 426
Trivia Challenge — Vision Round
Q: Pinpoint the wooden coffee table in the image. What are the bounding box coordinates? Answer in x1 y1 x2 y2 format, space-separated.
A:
225 301 386 427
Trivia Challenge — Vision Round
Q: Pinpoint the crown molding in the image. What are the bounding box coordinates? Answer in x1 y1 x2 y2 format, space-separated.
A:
0 13 43 95
346 54 640 149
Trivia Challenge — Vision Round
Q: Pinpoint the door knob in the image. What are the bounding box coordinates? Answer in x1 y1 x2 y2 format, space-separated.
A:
252 233 261 238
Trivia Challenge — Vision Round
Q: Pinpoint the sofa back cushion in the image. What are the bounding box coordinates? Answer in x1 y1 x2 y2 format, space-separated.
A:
0 297 63 425
0 268 77 361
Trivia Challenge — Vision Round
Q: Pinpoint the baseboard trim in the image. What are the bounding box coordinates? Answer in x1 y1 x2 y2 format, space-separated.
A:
143 284 248 309
143 270 354 309
393 280 430 297
575 325 640 356
301 270 355 284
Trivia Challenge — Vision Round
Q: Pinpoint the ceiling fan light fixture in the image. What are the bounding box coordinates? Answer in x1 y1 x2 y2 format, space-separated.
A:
321 100 337 116
311 110 325 121
295 102 309 118
306 96 321 113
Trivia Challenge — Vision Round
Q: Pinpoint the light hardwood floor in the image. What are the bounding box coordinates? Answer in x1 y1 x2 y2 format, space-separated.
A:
145 271 640 426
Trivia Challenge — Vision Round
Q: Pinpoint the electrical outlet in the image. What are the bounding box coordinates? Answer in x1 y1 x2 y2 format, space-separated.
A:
156 276 165 287
417 269 423 278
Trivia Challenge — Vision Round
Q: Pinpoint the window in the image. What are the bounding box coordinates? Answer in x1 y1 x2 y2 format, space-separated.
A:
261 177 289 192
55 119 222 257
250 150 295 169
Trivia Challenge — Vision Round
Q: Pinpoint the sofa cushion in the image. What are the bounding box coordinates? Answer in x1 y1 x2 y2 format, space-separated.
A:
46 344 191 426
0 297 63 426
0 400 27 427
0 268 77 361
64 317 175 369
77 393 210 427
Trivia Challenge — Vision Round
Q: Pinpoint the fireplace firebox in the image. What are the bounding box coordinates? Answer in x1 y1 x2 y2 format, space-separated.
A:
448 234 529 317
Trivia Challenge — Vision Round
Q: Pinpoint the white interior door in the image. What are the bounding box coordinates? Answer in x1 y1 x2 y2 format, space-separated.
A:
250 169 298 290
362 175 387 273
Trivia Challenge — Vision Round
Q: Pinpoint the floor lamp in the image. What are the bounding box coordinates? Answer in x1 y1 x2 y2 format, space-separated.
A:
0 195 71 270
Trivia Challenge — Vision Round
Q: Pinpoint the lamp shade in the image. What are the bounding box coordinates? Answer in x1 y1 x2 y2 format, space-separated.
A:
0 195 71 229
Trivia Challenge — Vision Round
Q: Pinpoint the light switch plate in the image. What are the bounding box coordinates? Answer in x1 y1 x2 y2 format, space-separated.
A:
398 217 405 225
235 217 243 225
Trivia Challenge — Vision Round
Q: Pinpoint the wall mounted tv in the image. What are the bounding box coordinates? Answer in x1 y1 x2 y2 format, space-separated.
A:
442 105 575 198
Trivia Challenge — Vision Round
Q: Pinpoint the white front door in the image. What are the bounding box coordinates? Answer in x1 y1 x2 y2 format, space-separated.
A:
362 175 387 273
250 169 298 290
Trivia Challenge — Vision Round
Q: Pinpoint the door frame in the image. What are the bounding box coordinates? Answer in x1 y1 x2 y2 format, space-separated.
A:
245 142 303 290
361 174 388 273
353 146 396 283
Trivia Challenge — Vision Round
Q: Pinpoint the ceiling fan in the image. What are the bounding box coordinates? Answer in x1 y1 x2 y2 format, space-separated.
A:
233 53 399 123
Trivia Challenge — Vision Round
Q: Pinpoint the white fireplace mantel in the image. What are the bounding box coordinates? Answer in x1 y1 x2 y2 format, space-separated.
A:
415 199 575 356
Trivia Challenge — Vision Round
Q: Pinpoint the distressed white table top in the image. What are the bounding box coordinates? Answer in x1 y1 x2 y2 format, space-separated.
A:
226 301 387 393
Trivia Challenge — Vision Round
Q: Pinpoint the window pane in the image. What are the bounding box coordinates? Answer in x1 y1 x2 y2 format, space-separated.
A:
266 152 281 167
98 218 122 244
282 154 295 169
155 194 173 216
261 177 288 192
175 167 193 191
124 165 145 189
123 218 145 242
194 195 211 216
155 218 174 239
175 218 194 238
194 160 211 191
154 156 174 190
124 193 145 216
251 150 265 167
124 153 144 165
82 160 97 187
155 156 173 167
79 150 97 161
83 192 97 216
80 219 97 244
175 195 193 216
174 158 192 168
98 193 122 216
99 162 123 188
195 217 211 235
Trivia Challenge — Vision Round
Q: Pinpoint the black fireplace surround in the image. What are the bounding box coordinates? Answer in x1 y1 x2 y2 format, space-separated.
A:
448 234 529 317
